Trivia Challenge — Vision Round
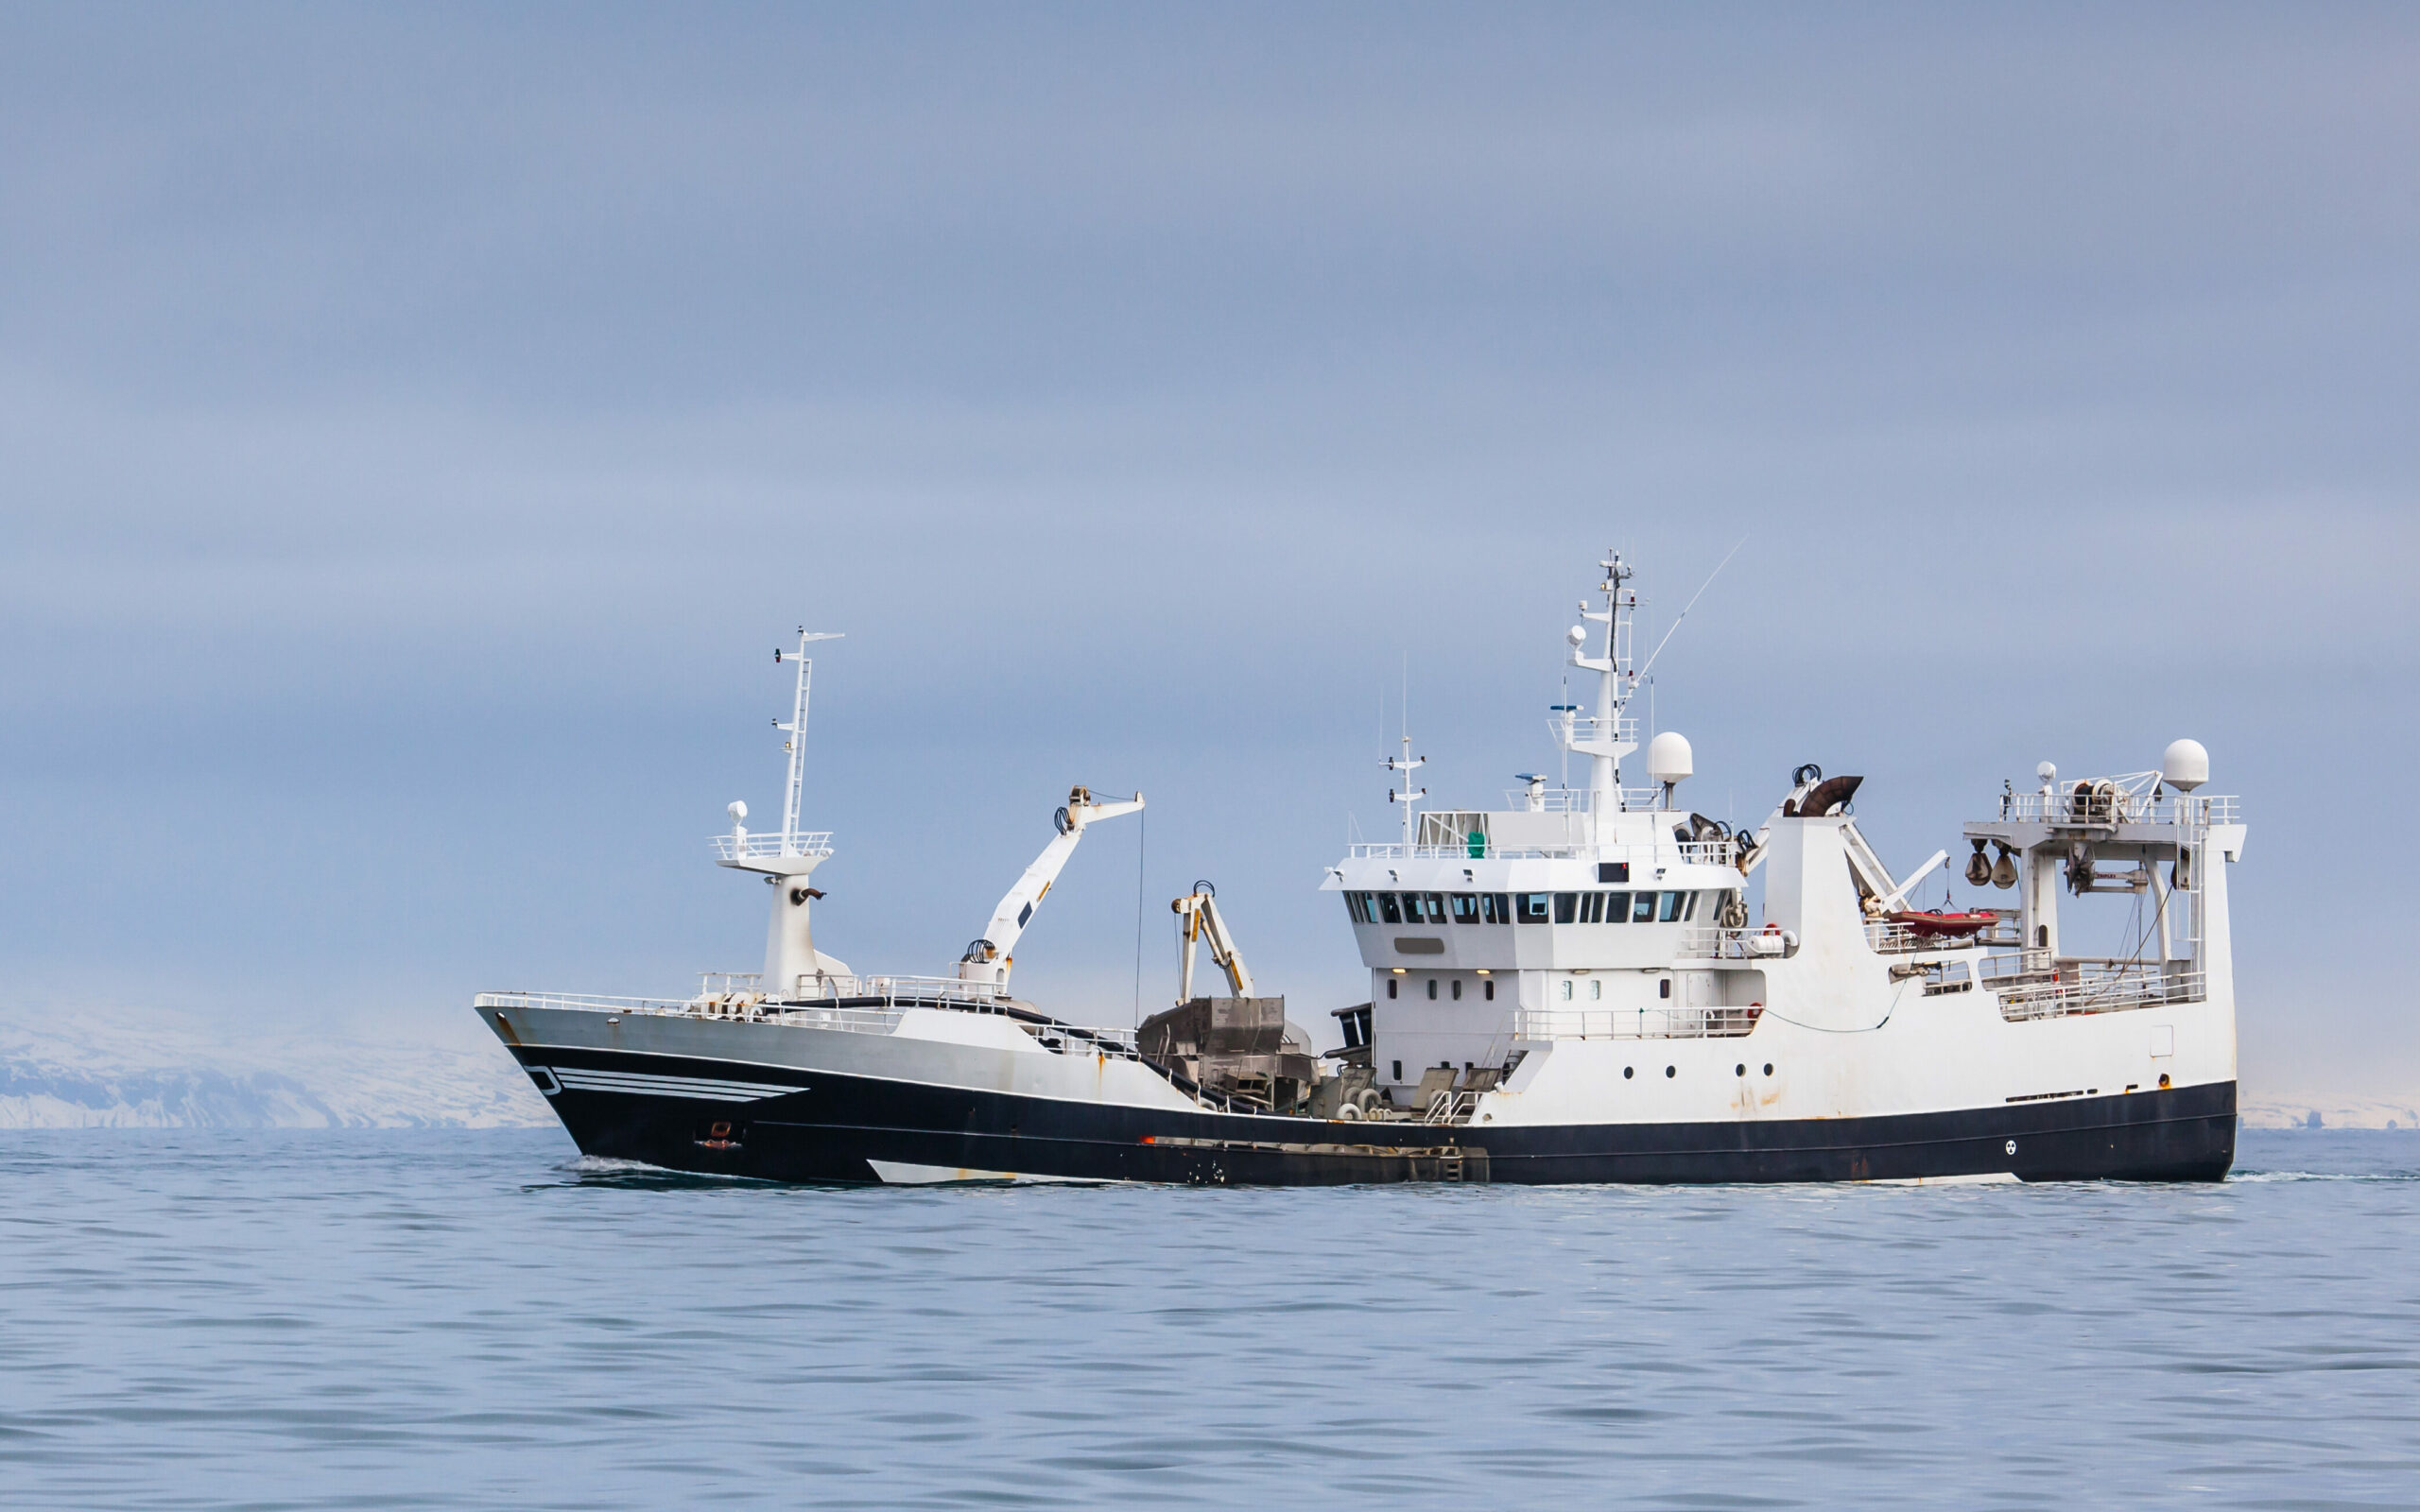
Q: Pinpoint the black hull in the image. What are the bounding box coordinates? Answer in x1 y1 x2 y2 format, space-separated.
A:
514 1046 2237 1185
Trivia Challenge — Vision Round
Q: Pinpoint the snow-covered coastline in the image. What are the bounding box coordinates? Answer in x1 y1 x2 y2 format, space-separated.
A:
2237 1094 2420 1132
0 1005 549 1128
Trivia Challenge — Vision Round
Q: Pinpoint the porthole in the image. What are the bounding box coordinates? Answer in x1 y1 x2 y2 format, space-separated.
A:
1623 1067 1634 1080
1735 1063 1745 1077
1665 1065 1676 1078
1426 978 1438 1001
1763 1063 1773 1076
1451 979 1462 1001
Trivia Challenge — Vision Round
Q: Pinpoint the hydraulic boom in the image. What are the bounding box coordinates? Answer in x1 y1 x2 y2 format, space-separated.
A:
1171 882 1255 1000
957 785 1144 987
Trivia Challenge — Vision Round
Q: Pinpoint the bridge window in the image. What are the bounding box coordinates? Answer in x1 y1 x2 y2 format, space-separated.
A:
1377 893 1402 924
1553 892 1580 924
1632 892 1657 923
1660 890 1686 922
1517 893 1551 924
1450 893 1480 923
1481 893 1512 924
1684 890 1702 921
1418 892 1447 923
1603 891 1630 923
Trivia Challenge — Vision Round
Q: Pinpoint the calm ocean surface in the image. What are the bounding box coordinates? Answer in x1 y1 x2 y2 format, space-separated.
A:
2 1128 2413 1510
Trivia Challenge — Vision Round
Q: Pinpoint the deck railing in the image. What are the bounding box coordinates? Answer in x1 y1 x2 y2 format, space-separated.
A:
1547 713 1640 753
1678 926 1796 960
1991 787 2238 828
475 983 1148 1056
1349 837 1738 866
1990 965 2208 1021
710 831 835 862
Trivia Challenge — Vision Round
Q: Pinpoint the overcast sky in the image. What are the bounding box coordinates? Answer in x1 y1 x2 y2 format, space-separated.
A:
3 4 2414 1095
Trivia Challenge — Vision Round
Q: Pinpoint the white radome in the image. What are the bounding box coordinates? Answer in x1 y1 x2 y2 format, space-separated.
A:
2162 739 2209 792
1647 730 1694 784
727 799 748 822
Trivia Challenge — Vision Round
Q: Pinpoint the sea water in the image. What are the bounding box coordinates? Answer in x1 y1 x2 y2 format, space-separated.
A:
1 1128 2412 1509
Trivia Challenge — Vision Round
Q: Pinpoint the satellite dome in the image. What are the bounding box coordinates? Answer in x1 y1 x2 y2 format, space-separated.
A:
727 799 749 822
1566 624 1587 646
2036 761 2057 784
2162 739 2208 792
1648 730 1694 784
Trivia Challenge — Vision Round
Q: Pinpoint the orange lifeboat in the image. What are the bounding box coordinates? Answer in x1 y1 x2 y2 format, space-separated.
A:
1887 908 1998 938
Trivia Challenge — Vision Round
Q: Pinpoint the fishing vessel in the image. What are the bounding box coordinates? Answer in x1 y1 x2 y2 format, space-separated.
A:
477 555 2240 1183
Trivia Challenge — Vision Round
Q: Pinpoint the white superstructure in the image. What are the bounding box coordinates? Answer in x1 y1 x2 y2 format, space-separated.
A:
1322 552 2240 1136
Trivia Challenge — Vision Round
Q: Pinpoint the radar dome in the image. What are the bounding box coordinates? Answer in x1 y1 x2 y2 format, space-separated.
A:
1566 625 1587 646
727 799 749 822
2161 739 2208 792
1648 730 1694 784
2036 761 2057 784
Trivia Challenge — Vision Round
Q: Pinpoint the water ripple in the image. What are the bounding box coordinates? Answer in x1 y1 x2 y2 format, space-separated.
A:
0 1129 2413 1508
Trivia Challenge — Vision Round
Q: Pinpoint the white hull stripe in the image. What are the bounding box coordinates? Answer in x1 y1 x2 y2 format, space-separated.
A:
546 1068 802 1102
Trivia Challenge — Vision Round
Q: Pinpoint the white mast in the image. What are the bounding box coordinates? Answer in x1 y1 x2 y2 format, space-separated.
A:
717 628 847 997
775 629 843 855
1562 550 1638 842
1387 733 1426 847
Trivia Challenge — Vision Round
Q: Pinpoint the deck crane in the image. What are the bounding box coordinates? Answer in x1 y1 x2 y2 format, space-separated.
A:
1171 881 1255 1001
957 785 1144 988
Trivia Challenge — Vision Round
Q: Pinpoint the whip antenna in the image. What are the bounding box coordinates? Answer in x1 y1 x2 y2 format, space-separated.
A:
1636 537 1747 679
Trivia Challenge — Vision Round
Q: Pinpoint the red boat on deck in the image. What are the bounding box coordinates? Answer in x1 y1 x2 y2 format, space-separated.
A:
1886 908 2001 937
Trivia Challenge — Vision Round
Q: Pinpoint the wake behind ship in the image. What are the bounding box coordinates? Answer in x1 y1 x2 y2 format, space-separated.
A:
478 555 2240 1184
